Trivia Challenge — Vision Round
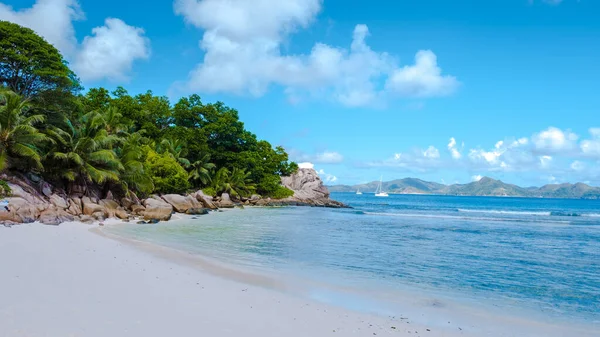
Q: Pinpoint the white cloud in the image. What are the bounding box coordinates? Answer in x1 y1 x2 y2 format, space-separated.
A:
365 126 600 184
173 0 458 106
385 50 459 97
317 169 337 183
539 155 553 169
448 137 462 159
298 162 314 169
571 160 585 171
580 128 600 158
468 148 506 169
288 149 344 164
423 146 440 159
0 0 82 56
0 0 149 82
367 146 442 171
471 175 483 182
532 127 578 153
313 151 344 164
73 18 150 81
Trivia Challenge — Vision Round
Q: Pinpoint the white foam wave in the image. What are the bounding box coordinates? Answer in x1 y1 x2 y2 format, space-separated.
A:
457 209 550 216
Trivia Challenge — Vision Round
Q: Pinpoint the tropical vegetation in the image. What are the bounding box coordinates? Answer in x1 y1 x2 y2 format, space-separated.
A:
0 20 298 200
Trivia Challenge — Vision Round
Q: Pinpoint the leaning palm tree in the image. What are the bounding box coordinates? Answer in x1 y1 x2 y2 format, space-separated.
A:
156 137 190 167
48 111 123 191
189 153 216 187
212 167 255 198
0 90 48 171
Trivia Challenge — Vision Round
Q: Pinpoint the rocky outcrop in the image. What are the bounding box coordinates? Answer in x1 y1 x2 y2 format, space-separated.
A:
216 193 235 208
0 168 346 227
194 190 218 210
281 168 330 200
142 198 173 221
160 194 196 213
278 168 347 208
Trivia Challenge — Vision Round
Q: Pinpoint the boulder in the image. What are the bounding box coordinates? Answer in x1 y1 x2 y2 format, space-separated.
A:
49 194 68 209
130 204 146 216
278 168 348 208
41 182 52 197
0 197 40 223
120 197 134 210
281 168 329 200
99 199 120 218
161 194 199 213
142 198 173 221
8 184 44 204
218 193 235 208
66 198 82 216
82 197 105 216
39 205 74 226
91 211 106 221
114 208 129 220
194 190 217 210
250 194 261 201
185 208 209 215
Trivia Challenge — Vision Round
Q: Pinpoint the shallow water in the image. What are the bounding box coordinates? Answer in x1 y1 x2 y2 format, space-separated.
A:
107 193 600 329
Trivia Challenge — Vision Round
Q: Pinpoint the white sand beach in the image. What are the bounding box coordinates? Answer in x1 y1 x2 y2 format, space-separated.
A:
0 222 595 337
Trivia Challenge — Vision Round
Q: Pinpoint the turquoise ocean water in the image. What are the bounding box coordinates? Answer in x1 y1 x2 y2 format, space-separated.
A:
107 193 600 328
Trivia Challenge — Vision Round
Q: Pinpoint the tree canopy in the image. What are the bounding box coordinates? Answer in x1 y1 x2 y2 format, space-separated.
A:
0 21 80 98
0 21 298 199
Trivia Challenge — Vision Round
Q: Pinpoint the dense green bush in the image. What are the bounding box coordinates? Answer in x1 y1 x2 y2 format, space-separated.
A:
202 187 216 197
269 186 294 200
0 180 11 197
145 150 190 194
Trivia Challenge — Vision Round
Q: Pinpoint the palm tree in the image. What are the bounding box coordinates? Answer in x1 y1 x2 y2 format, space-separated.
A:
212 167 255 198
156 137 190 167
102 106 130 136
119 132 154 195
0 90 48 171
48 111 123 190
189 153 216 187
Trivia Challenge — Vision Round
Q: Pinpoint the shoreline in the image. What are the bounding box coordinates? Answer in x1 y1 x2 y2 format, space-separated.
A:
1 220 597 337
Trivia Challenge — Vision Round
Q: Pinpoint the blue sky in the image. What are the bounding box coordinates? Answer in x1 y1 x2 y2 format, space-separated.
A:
2 0 600 186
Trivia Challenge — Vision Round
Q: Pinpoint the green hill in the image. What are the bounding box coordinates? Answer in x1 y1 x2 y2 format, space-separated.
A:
328 177 600 199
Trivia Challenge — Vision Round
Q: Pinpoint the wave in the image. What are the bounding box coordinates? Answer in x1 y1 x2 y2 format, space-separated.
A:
362 211 571 224
458 209 600 218
457 209 550 216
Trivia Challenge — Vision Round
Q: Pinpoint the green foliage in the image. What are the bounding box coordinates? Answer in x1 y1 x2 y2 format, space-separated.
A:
0 23 299 199
212 167 255 198
189 153 215 187
48 111 123 186
0 90 49 171
202 187 216 197
156 137 190 167
119 132 154 196
0 21 80 97
145 150 190 194
0 179 11 197
270 186 294 199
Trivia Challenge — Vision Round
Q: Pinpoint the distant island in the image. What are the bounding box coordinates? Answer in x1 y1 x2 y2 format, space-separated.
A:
328 177 600 199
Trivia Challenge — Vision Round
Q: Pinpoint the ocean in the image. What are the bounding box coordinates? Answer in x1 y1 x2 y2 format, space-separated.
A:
106 193 600 330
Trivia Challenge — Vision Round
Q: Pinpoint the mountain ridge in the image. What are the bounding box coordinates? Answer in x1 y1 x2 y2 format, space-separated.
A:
328 177 600 199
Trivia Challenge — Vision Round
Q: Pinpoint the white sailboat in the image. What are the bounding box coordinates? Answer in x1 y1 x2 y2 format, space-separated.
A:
374 176 389 197
356 189 363 195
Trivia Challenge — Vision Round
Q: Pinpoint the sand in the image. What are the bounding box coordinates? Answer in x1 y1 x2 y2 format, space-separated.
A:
0 222 596 337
